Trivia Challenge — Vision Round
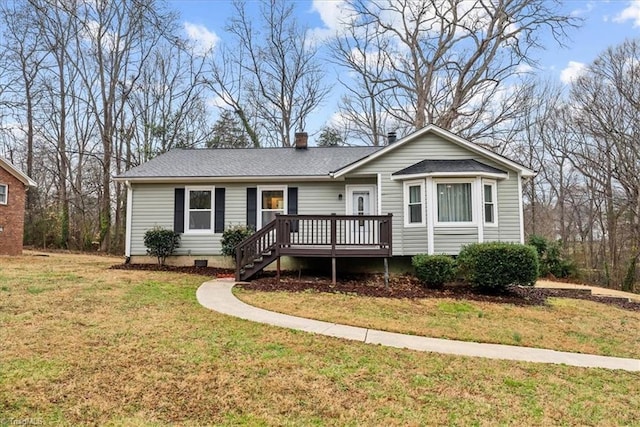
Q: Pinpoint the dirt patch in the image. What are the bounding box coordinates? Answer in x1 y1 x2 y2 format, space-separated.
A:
111 264 640 312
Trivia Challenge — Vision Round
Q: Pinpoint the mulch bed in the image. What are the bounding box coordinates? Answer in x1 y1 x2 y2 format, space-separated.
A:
111 264 640 312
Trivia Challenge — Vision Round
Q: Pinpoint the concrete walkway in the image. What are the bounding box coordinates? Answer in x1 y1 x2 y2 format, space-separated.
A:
196 280 640 372
536 280 640 302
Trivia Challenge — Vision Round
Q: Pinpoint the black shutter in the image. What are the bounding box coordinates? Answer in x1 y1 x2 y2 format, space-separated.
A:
287 187 298 232
174 188 185 233
214 187 225 233
246 187 257 230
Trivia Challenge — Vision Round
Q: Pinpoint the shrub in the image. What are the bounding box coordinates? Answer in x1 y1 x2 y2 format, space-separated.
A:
457 242 539 292
221 224 254 257
412 254 456 288
143 226 180 266
527 234 577 278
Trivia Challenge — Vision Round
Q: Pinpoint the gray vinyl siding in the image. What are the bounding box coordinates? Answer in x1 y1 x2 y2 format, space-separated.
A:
346 133 523 255
433 228 478 254
129 180 376 256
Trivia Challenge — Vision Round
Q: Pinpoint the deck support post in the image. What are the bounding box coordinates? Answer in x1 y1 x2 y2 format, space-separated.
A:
383 258 389 290
331 257 337 285
276 256 281 284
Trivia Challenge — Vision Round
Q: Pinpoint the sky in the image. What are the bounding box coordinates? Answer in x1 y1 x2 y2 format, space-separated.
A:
169 0 640 137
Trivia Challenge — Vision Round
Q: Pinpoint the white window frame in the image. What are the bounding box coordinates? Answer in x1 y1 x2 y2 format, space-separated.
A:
257 185 287 229
0 183 7 205
433 178 476 227
185 186 215 234
403 180 425 227
483 179 498 227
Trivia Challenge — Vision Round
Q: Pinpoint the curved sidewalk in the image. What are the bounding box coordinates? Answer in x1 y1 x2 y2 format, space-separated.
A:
196 280 640 372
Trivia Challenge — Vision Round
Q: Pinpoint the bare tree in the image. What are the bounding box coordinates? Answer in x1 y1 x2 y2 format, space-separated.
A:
220 0 330 147
338 0 579 142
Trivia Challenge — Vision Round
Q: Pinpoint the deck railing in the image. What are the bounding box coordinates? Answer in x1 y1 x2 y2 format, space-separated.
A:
235 214 393 281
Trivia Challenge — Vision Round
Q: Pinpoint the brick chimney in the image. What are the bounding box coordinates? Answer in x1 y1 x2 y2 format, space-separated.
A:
387 131 397 144
294 132 308 149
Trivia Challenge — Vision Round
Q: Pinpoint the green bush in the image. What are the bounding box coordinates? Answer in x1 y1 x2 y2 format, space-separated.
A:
412 254 456 288
457 242 539 292
221 224 254 257
527 234 577 278
143 226 180 266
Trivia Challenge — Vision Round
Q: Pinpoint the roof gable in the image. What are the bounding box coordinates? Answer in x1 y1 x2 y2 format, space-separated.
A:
0 157 37 187
331 124 535 178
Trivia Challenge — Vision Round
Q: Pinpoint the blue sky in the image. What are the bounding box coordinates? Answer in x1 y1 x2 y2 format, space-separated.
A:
170 0 640 135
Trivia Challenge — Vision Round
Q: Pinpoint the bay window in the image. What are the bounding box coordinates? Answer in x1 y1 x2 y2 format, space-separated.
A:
403 180 425 226
483 180 497 225
436 181 473 224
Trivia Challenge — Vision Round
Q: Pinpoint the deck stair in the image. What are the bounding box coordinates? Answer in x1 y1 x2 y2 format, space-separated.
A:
235 214 393 283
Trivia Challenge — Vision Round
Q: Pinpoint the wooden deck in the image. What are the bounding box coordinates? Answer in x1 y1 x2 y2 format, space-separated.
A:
235 214 393 283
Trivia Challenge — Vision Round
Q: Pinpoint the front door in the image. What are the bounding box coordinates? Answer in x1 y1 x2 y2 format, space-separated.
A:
346 186 376 244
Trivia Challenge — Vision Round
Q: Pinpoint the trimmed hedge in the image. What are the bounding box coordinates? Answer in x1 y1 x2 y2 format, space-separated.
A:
457 242 539 291
220 224 254 257
412 254 456 288
143 226 180 266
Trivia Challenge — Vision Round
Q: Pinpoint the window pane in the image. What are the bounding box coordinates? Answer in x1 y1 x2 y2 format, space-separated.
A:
0 185 5 203
262 190 284 210
409 185 421 203
485 204 494 223
409 204 422 223
437 183 472 222
189 211 211 229
262 210 278 225
190 191 211 209
484 184 493 203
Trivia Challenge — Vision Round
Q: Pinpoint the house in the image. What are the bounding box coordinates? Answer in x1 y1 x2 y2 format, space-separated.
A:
0 157 37 256
116 125 535 279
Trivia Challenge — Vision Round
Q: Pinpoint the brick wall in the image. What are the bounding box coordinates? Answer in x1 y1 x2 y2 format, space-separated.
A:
0 166 27 256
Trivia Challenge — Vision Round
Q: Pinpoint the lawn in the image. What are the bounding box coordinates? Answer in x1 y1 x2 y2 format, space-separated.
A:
235 287 640 359
0 252 639 425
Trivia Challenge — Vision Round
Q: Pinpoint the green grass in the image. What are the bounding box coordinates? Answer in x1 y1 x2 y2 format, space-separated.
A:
236 288 640 359
1 252 639 425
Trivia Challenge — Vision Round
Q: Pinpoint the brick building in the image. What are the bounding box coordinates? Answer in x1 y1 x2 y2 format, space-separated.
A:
0 157 36 256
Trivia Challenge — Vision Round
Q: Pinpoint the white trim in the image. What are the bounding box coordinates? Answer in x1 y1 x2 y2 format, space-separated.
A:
376 173 382 215
476 179 484 243
124 182 133 257
0 157 36 187
257 185 287 229
391 171 508 181
426 177 435 255
0 183 7 205
517 173 525 244
403 180 426 228
113 175 336 183
345 185 376 215
433 178 476 227
482 179 498 228
331 124 535 178
184 186 216 234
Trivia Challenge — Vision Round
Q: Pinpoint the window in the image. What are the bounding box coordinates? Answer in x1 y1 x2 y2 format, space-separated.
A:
0 184 6 205
403 181 424 226
259 186 285 228
186 187 214 232
484 180 497 225
437 182 472 223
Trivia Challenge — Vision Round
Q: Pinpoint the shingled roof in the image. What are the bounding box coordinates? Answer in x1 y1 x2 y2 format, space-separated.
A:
392 159 508 177
117 146 381 180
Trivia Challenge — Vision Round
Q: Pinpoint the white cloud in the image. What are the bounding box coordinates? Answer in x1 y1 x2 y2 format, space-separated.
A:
560 61 587 84
614 0 640 26
308 0 351 42
184 22 219 55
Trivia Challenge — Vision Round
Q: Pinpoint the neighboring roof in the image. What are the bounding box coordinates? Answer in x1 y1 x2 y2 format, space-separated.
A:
392 159 508 177
332 124 536 178
116 146 382 181
0 157 37 187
